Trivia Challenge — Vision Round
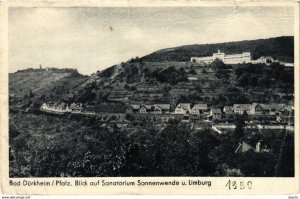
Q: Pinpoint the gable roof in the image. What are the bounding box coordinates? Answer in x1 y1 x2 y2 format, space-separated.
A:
250 103 290 111
233 104 251 110
235 142 255 153
155 104 170 110
176 103 191 110
130 104 141 110
250 103 262 110
153 105 162 111
140 105 152 110
261 103 287 111
192 104 208 110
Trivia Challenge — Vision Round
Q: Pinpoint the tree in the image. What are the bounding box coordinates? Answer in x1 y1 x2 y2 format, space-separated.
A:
125 113 135 121
29 89 34 98
195 84 203 93
215 69 230 79
211 59 225 70
257 74 270 88
234 115 245 139
189 69 197 75
237 151 275 176
238 73 250 87
153 124 214 176
163 86 171 92
148 66 188 85
98 67 115 78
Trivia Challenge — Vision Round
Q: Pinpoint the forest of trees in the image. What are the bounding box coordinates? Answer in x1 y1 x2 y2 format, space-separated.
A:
144 66 188 85
140 36 294 63
9 112 294 177
235 62 294 89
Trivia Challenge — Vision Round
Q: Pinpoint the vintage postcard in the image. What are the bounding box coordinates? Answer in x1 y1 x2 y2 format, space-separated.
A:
0 0 299 196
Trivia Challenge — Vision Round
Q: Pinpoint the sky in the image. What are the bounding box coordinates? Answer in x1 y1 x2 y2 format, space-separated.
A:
8 6 294 75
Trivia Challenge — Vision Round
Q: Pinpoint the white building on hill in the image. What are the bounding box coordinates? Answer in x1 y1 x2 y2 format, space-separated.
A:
191 50 251 65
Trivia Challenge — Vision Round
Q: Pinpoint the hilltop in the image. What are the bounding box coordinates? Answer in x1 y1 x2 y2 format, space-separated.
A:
139 36 294 63
9 36 294 107
9 68 89 101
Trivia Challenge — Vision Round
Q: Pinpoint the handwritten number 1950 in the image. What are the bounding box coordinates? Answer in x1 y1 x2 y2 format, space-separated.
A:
225 180 252 190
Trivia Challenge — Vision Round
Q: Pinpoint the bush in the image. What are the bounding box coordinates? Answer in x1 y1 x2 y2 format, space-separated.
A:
146 66 187 84
98 67 115 78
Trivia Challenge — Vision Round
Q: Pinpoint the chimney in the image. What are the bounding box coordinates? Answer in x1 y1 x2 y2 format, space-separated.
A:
256 141 261 152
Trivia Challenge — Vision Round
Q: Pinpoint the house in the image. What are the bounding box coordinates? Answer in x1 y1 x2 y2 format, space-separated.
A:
69 103 83 113
209 108 222 119
190 104 208 115
248 103 292 115
267 103 291 115
223 106 233 114
41 103 52 111
138 104 170 114
130 104 141 113
235 142 255 153
253 56 274 65
235 141 270 154
41 102 69 114
41 103 48 110
152 105 162 114
139 105 150 114
233 104 251 114
255 140 270 153
56 103 67 112
248 103 264 115
175 103 191 114
154 104 170 114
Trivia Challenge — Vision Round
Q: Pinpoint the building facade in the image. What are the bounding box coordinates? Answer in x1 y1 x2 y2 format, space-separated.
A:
191 50 251 65
233 104 251 114
175 103 191 114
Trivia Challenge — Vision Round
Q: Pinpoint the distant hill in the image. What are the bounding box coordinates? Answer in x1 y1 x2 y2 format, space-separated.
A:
9 36 294 105
139 36 294 63
9 68 88 100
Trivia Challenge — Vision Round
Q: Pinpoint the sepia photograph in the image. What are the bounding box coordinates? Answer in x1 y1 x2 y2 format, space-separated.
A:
6 4 296 180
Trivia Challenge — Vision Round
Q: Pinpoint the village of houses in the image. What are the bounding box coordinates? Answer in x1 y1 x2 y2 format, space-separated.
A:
40 50 294 139
41 101 294 134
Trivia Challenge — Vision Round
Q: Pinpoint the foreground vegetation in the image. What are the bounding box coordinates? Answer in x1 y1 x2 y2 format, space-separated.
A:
9 111 294 177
